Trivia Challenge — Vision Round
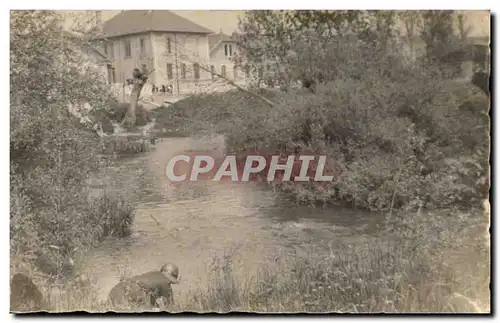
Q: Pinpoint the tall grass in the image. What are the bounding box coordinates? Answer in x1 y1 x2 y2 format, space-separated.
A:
179 209 489 313
22 207 489 314
10 11 146 283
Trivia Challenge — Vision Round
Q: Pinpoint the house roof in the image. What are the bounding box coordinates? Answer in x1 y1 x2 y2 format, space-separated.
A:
63 30 110 62
96 10 214 39
208 32 236 52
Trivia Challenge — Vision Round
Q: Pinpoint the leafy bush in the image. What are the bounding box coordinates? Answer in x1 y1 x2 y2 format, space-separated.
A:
86 193 134 239
207 10 490 211
108 102 153 127
10 11 136 278
162 38 489 211
181 210 489 313
89 100 153 134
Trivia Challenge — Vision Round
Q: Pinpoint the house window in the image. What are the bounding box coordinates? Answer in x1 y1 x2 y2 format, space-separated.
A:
124 40 132 58
107 65 113 84
107 65 116 84
193 63 200 80
181 63 186 79
221 65 226 77
210 65 215 79
167 37 172 54
258 67 264 78
167 63 173 80
245 66 250 78
224 44 233 57
233 66 238 79
140 38 146 54
108 43 114 59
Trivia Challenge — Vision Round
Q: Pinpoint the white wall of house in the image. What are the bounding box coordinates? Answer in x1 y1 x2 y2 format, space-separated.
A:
150 32 212 94
101 33 153 84
80 47 109 82
102 31 213 95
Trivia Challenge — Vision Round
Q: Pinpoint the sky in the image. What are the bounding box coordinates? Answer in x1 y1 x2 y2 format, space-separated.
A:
455 10 490 38
63 10 243 34
62 10 490 38
173 10 243 34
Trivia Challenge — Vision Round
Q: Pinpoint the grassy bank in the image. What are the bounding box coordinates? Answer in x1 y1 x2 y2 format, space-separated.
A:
27 207 489 313
172 207 489 313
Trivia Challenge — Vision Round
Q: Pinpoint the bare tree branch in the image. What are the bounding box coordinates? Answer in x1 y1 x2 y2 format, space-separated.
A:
196 62 276 107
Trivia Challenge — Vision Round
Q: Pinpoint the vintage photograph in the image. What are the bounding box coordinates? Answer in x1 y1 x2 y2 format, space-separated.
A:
10 9 491 313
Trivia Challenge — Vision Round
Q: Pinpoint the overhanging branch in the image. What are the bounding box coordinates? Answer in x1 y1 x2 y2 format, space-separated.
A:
196 62 276 108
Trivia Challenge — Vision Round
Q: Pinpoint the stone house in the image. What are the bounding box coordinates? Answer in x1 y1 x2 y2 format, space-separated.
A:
94 10 216 95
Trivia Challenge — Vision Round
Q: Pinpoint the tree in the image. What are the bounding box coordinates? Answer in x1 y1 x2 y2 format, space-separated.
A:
121 66 153 128
63 10 103 36
399 11 422 54
235 10 397 90
373 11 398 50
10 10 115 275
421 10 458 61
456 12 472 42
